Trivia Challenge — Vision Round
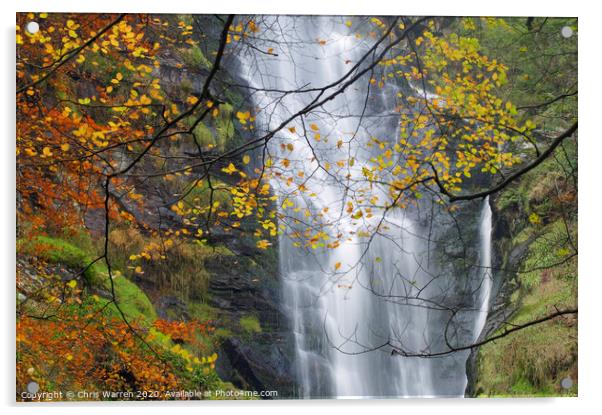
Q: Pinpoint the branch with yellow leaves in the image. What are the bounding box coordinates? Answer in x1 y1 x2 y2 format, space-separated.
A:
431 121 578 202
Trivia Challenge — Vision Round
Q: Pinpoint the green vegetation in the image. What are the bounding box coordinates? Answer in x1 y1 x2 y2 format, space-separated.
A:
19 235 104 283
185 101 236 152
475 140 577 397
475 222 577 397
180 45 212 69
18 235 157 325
239 315 262 334
182 176 234 212
466 17 577 396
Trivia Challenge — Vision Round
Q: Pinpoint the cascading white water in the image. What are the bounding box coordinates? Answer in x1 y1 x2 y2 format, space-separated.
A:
236 16 494 398
474 197 493 341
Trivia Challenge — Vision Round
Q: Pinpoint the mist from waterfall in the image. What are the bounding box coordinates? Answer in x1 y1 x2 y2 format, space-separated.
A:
236 15 494 398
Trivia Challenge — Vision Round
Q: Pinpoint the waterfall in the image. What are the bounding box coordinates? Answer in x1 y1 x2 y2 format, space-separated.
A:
236 16 492 398
474 197 493 341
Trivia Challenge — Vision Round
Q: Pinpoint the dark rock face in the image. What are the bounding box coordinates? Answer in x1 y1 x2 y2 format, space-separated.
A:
156 295 190 320
144 229 297 397
139 232 296 397
204 247 297 398
219 336 295 397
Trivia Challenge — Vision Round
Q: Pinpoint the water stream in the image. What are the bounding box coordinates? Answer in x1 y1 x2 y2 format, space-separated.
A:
236 15 493 398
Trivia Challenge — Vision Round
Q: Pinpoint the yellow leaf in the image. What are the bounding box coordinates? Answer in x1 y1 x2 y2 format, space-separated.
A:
221 163 238 174
236 111 251 124
257 239 272 249
334 262 341 270
42 147 52 157
242 154 251 164
351 210 363 219
60 143 70 151
67 280 77 289
528 212 541 225
310 123 319 131
186 96 199 105
288 126 296 133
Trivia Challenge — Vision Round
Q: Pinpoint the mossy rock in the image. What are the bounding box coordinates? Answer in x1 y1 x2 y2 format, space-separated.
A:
239 315 262 334
18 235 157 325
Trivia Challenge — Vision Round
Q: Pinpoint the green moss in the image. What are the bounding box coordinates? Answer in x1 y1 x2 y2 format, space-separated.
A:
18 235 104 283
18 235 157 326
103 274 157 323
216 119 234 147
215 103 234 143
181 99 240 152
180 45 212 69
239 315 262 334
193 122 215 147
179 78 193 94
496 186 524 212
188 301 218 321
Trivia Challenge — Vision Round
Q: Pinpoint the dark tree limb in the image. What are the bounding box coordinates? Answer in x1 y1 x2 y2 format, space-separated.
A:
517 91 577 110
391 308 577 358
432 122 578 202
